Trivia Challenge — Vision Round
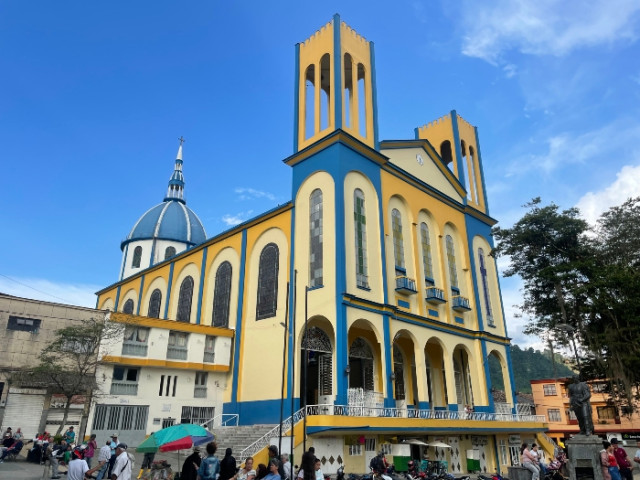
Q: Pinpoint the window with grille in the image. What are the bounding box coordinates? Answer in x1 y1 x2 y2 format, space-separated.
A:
256 243 279 320
164 246 176 260
213 262 232 327
132 246 142 268
420 222 434 284
177 276 194 322
354 189 368 288
122 326 149 356
547 409 562 422
167 331 189 360
478 248 494 326
393 347 405 400
543 384 557 396
7 316 41 333
445 235 459 291
392 209 405 271
181 406 215 425
349 445 362 456
597 406 617 420
158 374 178 397
204 336 216 363
309 189 323 287
122 299 135 314
148 289 162 318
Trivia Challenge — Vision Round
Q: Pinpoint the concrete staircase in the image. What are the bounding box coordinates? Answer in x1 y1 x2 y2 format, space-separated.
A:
212 424 277 459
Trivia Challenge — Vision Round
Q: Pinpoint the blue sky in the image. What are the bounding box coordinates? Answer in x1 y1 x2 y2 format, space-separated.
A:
2 1 639 348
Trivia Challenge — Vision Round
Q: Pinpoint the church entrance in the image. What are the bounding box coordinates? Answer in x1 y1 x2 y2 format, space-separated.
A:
300 326 333 407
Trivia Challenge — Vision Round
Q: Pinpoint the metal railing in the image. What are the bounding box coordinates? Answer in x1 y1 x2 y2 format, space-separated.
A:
240 407 306 461
203 351 215 363
201 414 240 429
395 276 417 293
110 381 138 396
425 286 446 302
167 345 188 360
452 295 471 310
122 341 148 357
194 386 207 398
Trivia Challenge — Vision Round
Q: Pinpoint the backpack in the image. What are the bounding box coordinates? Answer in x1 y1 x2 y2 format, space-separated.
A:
202 456 219 480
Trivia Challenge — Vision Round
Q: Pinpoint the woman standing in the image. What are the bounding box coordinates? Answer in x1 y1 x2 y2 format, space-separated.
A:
85 434 97 468
605 442 622 480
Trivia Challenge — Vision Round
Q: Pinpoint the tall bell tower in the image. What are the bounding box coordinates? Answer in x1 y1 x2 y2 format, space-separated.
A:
294 14 379 152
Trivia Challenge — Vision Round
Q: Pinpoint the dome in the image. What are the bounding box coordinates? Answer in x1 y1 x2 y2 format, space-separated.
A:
121 199 207 250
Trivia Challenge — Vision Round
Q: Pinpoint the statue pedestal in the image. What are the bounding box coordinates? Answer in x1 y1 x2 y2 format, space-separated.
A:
566 435 603 480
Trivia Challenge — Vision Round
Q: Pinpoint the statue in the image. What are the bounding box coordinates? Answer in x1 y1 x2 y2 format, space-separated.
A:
568 376 593 435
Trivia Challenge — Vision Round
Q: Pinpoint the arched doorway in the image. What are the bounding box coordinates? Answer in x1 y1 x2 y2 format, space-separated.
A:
300 326 333 406
453 347 474 409
348 337 375 391
425 340 448 407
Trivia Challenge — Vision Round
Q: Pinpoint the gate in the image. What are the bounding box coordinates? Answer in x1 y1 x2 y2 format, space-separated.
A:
91 404 149 447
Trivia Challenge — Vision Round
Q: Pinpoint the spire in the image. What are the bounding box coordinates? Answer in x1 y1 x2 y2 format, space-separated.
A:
165 137 186 203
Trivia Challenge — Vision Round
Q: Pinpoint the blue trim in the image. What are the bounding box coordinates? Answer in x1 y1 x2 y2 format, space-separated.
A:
454 316 464 324
164 262 175 319
505 344 518 408
397 300 410 308
413 127 419 140
481 339 495 412
231 229 248 405
293 43 300 152
195 246 208 325
306 425 544 434
333 13 342 129
336 302 348 405
474 126 490 215
450 110 467 206
383 313 394 407
428 309 439 317
418 401 430 410
370 41 380 150
120 244 129 280
136 275 145 316
114 285 122 312
287 208 297 402
149 240 156 268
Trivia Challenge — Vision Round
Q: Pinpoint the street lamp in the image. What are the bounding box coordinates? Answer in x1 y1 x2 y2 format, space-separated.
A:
555 323 582 377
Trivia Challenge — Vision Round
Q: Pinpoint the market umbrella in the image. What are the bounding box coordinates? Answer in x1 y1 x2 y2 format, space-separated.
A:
137 423 215 453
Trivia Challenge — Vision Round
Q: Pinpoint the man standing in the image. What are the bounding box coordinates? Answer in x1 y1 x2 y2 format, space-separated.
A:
111 443 132 480
197 442 220 480
281 453 291 480
89 439 112 480
108 433 119 476
50 439 68 479
633 439 640 468
612 439 633 480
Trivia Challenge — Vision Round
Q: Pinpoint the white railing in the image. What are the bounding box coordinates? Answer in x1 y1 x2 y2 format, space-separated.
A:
240 407 306 461
201 414 240 429
194 386 207 398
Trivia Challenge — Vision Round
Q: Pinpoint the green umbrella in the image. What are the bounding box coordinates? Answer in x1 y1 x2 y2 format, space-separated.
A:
136 423 214 453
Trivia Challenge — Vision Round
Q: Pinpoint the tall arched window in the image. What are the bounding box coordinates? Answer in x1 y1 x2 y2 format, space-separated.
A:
148 289 162 319
177 276 194 322
392 209 405 272
478 248 494 326
212 261 232 327
420 222 434 285
256 243 279 320
440 140 453 168
445 235 459 292
354 189 368 288
309 189 323 287
132 246 142 268
123 299 134 314
393 347 406 400
164 246 176 260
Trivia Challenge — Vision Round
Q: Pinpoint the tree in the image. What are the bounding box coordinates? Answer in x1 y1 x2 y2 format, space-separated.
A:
12 316 123 435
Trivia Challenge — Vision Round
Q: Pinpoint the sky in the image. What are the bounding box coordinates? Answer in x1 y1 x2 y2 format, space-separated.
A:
1 1 639 349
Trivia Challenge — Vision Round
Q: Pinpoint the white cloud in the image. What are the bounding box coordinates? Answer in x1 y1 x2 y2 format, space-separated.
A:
0 275 99 308
234 187 277 202
503 64 517 78
460 0 640 64
221 210 254 226
498 278 543 349
576 164 640 224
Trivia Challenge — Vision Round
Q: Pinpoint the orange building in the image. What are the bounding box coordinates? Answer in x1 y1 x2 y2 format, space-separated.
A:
531 378 640 446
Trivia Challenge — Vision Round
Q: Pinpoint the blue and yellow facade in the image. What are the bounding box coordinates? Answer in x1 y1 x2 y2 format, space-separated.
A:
92 15 546 475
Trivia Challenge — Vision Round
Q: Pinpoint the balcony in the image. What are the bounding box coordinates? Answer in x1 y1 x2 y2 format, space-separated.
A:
194 386 207 398
167 345 188 360
110 381 138 396
425 287 446 304
122 341 148 357
452 295 471 311
395 276 417 295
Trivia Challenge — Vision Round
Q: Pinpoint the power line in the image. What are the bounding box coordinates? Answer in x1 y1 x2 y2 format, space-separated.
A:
0 272 76 304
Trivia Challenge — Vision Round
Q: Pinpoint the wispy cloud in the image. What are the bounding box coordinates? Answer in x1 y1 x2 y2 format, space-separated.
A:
460 0 640 64
221 210 254 227
576 164 640 224
498 277 544 349
234 187 277 202
0 275 99 308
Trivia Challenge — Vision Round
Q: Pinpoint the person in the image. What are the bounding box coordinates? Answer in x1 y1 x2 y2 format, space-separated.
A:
297 451 316 480
633 439 640 467
197 441 220 480
0 438 23 462
256 464 268 480
268 445 286 479
520 443 540 480
370 451 386 474
13 427 23 440
605 441 622 480
89 439 113 480
111 443 133 480
67 447 89 480
612 439 633 480
314 458 323 480
220 447 237 480
138 444 156 479
108 433 119 476
64 426 76 445
531 444 547 475
182 446 203 480
2 427 12 439
236 456 257 480
281 453 291 480
601 441 613 480
264 459 282 480
85 434 98 468
568 377 594 435
50 439 68 479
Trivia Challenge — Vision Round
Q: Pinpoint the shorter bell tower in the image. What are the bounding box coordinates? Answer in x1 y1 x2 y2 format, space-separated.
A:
294 14 379 152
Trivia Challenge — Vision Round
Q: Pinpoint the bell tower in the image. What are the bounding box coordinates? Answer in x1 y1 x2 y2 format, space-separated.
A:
294 14 379 152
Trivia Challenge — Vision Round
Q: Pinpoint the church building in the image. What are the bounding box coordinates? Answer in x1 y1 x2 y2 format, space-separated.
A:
90 15 548 474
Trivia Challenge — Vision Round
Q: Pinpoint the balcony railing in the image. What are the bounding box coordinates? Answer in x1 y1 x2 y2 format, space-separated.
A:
122 341 148 357
203 351 215 363
395 276 417 294
110 381 138 396
425 287 446 304
167 345 188 360
194 386 207 398
452 295 471 311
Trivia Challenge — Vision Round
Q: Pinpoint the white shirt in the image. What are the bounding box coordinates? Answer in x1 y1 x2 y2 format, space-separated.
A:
112 451 132 480
98 444 112 463
67 458 89 480
634 449 640 464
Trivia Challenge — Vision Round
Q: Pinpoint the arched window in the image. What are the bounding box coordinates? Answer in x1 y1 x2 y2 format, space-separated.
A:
445 235 459 292
309 189 323 287
148 289 162 319
122 299 134 314
478 248 494 326
132 246 142 268
164 246 176 260
256 243 279 320
440 140 453 168
305 64 315 140
392 209 405 271
393 347 405 400
420 222 434 285
177 276 194 322
354 189 368 288
212 261 232 327
348 338 374 391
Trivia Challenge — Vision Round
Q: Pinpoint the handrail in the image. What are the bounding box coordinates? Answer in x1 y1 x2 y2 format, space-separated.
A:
201 413 240 429
240 407 306 461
